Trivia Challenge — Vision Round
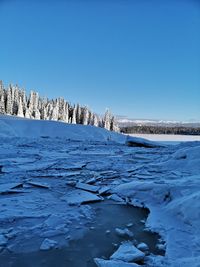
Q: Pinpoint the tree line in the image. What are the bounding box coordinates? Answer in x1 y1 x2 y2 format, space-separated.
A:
120 125 200 136
0 80 119 132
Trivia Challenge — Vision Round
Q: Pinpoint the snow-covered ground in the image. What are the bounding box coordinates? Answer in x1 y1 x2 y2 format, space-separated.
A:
0 115 200 267
129 133 200 144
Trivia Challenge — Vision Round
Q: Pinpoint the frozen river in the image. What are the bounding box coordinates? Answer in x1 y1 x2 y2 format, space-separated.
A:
0 134 200 266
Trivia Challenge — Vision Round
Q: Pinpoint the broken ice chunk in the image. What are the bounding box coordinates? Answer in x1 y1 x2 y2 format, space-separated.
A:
94 258 139 267
61 189 102 205
40 238 58 250
126 223 133 228
115 228 134 238
44 214 65 228
137 242 149 252
108 194 124 202
75 182 100 193
27 181 50 189
110 241 145 262
98 186 110 195
0 183 23 194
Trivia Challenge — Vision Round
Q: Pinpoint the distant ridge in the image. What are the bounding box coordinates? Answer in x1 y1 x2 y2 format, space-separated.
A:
117 116 200 128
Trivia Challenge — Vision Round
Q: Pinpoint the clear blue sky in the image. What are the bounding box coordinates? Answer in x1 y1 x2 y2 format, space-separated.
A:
0 0 199 121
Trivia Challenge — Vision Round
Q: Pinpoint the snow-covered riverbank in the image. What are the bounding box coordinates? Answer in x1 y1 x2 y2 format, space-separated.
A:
0 116 200 266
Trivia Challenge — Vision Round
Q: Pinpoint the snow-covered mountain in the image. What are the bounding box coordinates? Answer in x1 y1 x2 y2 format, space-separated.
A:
117 116 200 127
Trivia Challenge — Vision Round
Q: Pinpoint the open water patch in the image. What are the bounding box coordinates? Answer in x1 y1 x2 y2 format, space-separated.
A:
0 201 164 267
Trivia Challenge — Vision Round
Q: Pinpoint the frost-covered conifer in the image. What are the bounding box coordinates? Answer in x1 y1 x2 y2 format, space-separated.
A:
12 86 19 115
40 98 48 120
110 116 119 132
0 80 118 131
17 97 24 117
83 106 89 125
72 105 76 124
0 80 4 97
51 100 59 121
0 95 5 114
25 108 31 119
63 102 69 123
29 91 40 119
76 103 81 124
6 86 13 115
19 89 27 115
103 109 111 130
91 113 99 127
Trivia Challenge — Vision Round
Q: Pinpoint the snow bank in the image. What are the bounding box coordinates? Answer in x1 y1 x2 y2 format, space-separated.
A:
0 115 125 143
156 144 200 174
0 115 170 148
114 145 200 266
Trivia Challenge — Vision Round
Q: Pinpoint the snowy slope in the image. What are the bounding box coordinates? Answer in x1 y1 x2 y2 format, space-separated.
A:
0 115 163 147
0 115 125 143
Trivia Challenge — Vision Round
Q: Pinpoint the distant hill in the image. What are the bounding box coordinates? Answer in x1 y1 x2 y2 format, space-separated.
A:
117 117 200 128
117 117 200 135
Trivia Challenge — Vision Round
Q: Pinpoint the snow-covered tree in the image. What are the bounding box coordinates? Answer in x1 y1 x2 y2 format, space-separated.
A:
58 98 69 122
90 113 99 127
76 103 81 124
25 108 31 119
82 106 89 125
0 80 119 132
46 102 53 120
72 105 76 124
0 95 5 114
103 109 111 130
17 97 24 117
110 116 119 132
51 100 59 121
6 86 13 115
40 98 48 120
19 89 27 116
12 86 19 115
62 102 69 123
29 91 40 118
0 80 4 97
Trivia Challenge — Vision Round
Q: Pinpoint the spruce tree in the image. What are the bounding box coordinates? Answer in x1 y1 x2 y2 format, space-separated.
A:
6 87 13 115
103 109 111 130
0 95 5 114
83 106 89 125
17 97 24 117
72 105 77 124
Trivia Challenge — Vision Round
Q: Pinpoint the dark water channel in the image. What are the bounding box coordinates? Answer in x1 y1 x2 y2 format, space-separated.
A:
0 201 163 267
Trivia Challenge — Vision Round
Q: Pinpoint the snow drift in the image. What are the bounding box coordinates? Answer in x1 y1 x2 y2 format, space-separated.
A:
0 115 162 148
0 115 125 143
